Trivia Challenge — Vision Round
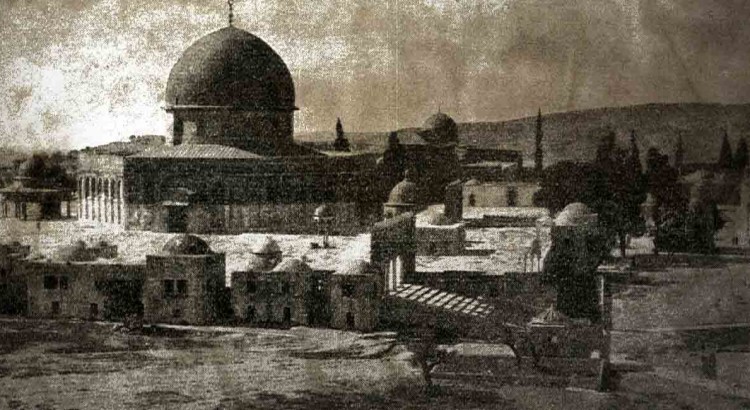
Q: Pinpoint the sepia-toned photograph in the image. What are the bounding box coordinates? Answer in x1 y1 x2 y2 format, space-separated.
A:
1 0 750 408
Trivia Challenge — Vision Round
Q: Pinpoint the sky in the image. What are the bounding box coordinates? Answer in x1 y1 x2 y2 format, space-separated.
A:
1 0 750 150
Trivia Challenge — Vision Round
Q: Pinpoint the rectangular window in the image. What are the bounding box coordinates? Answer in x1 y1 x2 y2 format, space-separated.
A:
341 283 356 298
43 275 58 290
59 276 69 290
176 280 188 297
247 280 257 294
281 281 290 295
51 301 60 315
366 283 378 299
163 280 175 297
507 187 518 207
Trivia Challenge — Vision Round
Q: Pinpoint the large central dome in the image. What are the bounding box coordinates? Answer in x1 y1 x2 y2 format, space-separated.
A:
166 26 295 111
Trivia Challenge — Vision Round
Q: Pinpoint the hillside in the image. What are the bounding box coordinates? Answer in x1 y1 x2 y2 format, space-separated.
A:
297 103 750 166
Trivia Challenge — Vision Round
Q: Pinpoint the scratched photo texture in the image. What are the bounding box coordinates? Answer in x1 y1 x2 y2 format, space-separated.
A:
1 0 750 409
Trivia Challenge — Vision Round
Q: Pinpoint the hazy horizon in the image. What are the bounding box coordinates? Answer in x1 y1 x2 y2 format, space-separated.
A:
2 0 750 151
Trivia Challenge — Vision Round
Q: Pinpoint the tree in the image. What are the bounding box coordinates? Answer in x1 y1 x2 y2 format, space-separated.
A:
595 128 617 165
645 148 687 253
734 138 748 171
628 130 642 175
405 323 458 395
534 108 544 175
592 131 647 257
533 161 605 213
718 129 733 170
20 152 76 190
332 117 350 152
674 133 685 176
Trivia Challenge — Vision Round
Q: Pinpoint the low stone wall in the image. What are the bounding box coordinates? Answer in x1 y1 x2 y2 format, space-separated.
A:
126 202 371 235
416 223 466 255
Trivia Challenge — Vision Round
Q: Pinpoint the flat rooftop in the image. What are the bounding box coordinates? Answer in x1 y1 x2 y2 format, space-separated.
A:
416 227 545 275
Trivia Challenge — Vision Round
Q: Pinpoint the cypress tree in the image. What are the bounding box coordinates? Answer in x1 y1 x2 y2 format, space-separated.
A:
718 129 733 170
734 137 748 171
628 130 642 175
675 133 684 175
534 108 544 174
333 117 350 152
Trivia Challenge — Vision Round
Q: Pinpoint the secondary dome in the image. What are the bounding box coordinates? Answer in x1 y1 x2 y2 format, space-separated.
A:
314 204 334 220
387 172 419 206
420 112 458 144
554 202 596 227
253 236 281 256
163 234 212 255
335 259 375 276
165 26 295 111
272 258 312 274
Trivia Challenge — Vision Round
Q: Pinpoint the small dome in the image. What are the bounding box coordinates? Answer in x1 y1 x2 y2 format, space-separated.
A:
420 112 458 144
386 172 419 206
272 258 312 274
554 202 595 226
162 234 212 255
245 254 277 272
314 204 334 219
426 212 451 226
464 178 481 186
166 26 295 111
335 259 375 276
642 193 657 206
530 305 571 325
55 240 93 262
536 215 554 227
253 236 281 255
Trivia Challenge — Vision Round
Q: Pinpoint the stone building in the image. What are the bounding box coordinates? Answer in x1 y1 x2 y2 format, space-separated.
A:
77 24 382 234
0 159 74 220
76 135 167 225
231 258 329 327
22 242 144 320
143 235 227 325
544 202 603 321
371 212 417 292
0 242 31 314
329 259 381 331
378 113 463 205
463 178 540 208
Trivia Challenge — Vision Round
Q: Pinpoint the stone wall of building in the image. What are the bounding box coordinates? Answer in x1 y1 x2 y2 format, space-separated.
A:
231 271 305 326
329 275 380 332
143 253 226 325
127 202 367 234
0 243 31 314
415 223 466 256
77 153 126 225
22 261 144 320
173 111 294 148
464 181 539 208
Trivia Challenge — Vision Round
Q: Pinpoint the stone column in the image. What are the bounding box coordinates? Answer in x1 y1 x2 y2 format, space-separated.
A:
78 177 83 220
104 178 110 223
110 179 115 223
84 177 88 220
119 178 124 226
89 176 95 220
97 178 102 222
